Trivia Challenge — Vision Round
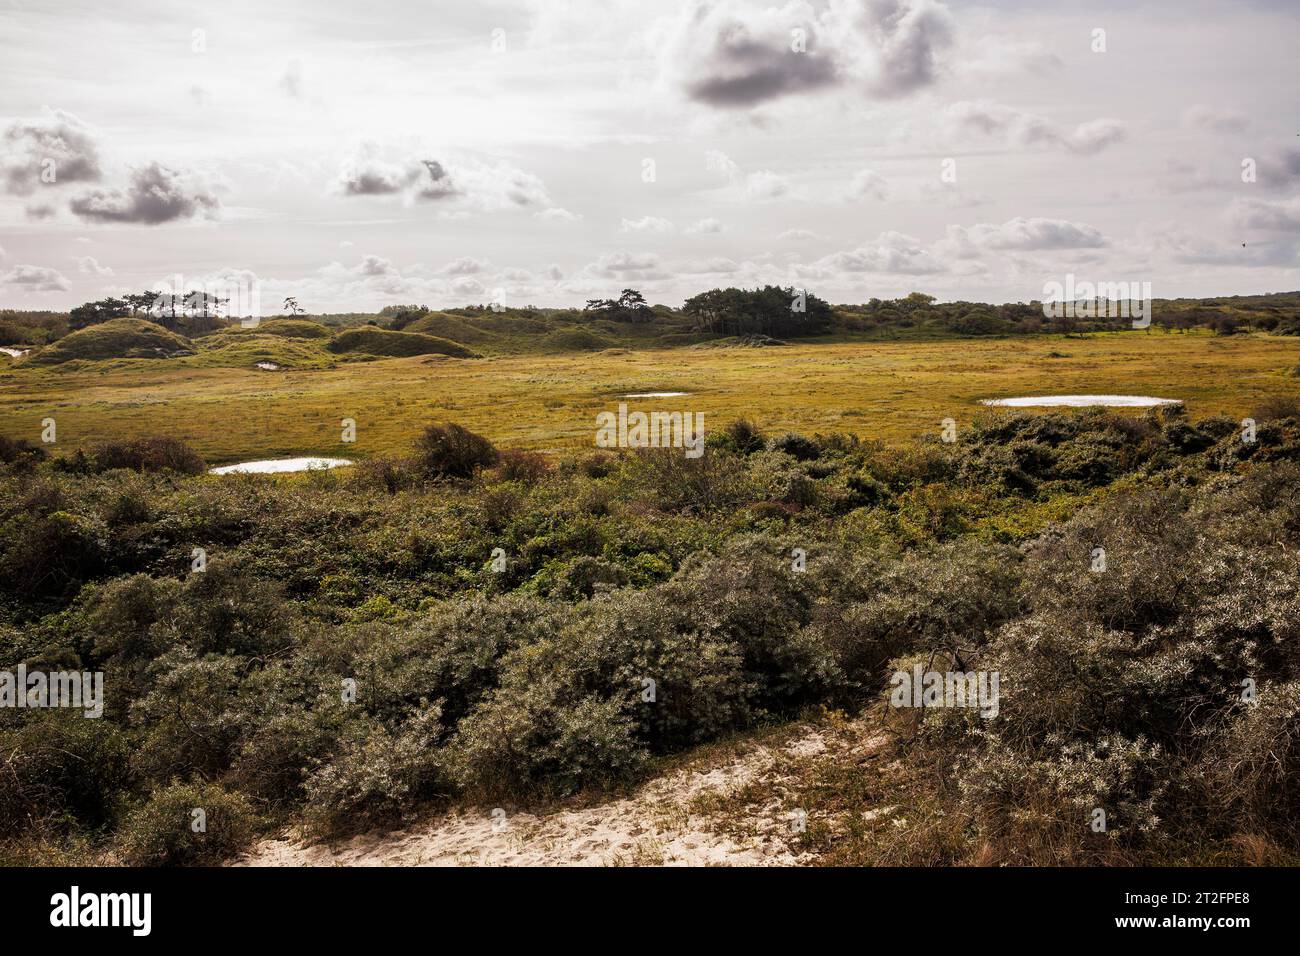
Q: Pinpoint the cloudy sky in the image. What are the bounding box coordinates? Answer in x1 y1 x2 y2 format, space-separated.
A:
0 0 1297 312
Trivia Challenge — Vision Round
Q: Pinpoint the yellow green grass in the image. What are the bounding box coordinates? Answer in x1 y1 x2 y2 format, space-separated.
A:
1 330 1295 465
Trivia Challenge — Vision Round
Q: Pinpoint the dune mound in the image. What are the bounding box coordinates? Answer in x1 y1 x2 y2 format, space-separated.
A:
326 327 480 359
254 319 333 339
32 318 193 364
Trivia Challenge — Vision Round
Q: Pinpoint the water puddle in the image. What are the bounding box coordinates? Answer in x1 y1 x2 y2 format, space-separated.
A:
980 395 1180 408
209 457 353 475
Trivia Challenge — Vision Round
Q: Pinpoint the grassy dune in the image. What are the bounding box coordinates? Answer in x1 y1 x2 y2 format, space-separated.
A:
1 330 1295 465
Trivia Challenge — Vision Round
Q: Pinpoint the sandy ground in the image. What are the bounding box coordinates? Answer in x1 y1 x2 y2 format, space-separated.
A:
237 721 879 867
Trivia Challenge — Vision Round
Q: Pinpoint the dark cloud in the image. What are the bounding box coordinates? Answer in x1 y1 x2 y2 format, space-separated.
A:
2 109 103 196
335 149 556 211
337 156 417 195
337 154 462 200
685 23 838 107
663 0 953 110
850 0 954 98
1258 147 1300 191
413 159 460 200
69 162 219 224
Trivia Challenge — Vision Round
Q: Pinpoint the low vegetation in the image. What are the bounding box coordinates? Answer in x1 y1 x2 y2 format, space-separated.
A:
0 401 1297 864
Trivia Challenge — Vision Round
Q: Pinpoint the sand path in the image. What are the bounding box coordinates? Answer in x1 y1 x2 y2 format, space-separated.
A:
237 720 880 867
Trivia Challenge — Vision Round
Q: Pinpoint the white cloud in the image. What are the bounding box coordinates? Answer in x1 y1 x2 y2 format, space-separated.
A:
680 256 740 273
804 231 946 276
846 169 888 201
745 170 790 199
450 276 486 296
443 256 487 275
942 100 1127 155
74 255 113 276
620 215 674 233
685 217 724 234
535 207 582 222
705 149 741 180
941 218 1107 256
2 264 71 291
654 0 841 109
1183 105 1248 134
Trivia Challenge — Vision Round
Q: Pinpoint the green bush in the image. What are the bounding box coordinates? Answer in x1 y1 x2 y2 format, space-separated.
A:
413 423 499 480
120 781 259 865
302 705 443 836
0 714 133 836
87 436 205 475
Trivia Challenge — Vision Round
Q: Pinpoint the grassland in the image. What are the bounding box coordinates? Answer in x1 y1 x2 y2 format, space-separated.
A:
1 329 1295 465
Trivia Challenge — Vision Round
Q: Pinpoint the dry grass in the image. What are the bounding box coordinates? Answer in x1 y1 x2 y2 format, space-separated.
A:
0 330 1295 466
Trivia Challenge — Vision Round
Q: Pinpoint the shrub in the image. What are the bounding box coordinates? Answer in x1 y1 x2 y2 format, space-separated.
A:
119 781 259 865
0 508 108 598
955 734 1165 862
768 432 820 461
551 555 629 599
349 455 418 494
625 447 749 512
0 714 133 836
723 418 766 455
302 705 444 836
171 563 296 657
0 436 46 466
446 681 645 799
1203 682 1300 840
1252 395 1300 422
413 423 499 480
132 651 246 780
496 449 551 484
87 436 205 475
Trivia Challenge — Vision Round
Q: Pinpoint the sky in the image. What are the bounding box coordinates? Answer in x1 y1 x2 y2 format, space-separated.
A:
0 0 1297 313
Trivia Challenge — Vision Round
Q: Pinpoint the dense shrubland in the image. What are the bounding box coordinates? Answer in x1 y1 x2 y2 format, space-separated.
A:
0 401 1297 865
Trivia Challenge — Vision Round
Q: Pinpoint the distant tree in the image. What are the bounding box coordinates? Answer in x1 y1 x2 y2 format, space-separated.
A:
283 296 304 317
68 297 130 330
123 292 158 317
585 289 651 322
683 285 831 337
